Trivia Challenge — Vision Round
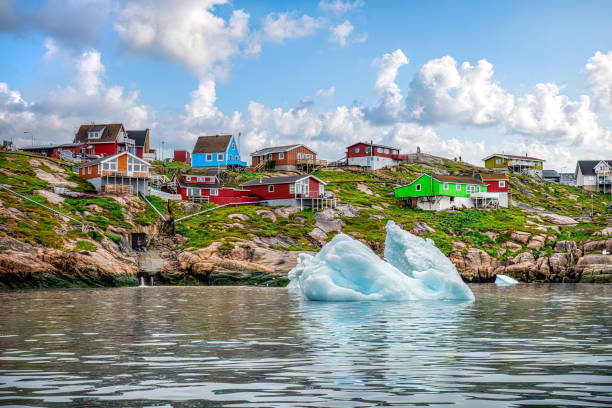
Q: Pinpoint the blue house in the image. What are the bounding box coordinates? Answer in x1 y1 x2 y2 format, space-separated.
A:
191 134 246 169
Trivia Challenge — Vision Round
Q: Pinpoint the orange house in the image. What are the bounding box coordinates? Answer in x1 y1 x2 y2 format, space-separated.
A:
78 151 150 195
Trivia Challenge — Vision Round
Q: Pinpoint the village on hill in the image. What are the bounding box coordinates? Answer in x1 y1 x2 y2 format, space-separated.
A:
1 122 612 287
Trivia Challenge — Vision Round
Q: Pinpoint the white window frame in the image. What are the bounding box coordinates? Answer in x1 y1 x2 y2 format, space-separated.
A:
209 188 218 196
496 158 501 164
415 184 421 191
218 153 224 161
279 152 284 159
355 147 360 153
206 154 212 161
268 185 274 192
499 180 506 187
87 166 92 174
443 183 449 190
456 184 461 191
377 147 383 153
467 185 476 193
289 184 295 194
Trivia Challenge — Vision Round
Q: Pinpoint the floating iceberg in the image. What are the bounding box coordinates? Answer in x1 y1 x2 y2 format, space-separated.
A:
288 220 474 301
495 274 519 285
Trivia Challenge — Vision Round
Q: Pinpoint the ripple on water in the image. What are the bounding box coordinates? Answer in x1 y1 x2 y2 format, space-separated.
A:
0 284 610 406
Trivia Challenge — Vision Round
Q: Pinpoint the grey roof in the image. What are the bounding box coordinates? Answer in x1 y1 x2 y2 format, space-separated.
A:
241 175 321 187
20 142 85 150
576 160 612 176
89 124 106 132
79 152 122 168
543 170 560 178
250 144 307 156
126 130 148 147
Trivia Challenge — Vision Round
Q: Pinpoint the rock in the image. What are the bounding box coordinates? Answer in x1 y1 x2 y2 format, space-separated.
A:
357 183 374 195
313 209 344 234
511 231 530 244
554 240 577 252
411 222 436 235
600 227 612 236
293 216 306 224
497 248 507 257
372 205 384 211
450 248 499 281
309 228 328 244
252 234 298 249
542 213 578 225
228 213 250 221
453 241 466 251
583 239 612 253
577 254 612 282
272 206 300 219
568 194 579 201
526 235 546 250
335 204 362 218
369 214 384 220
483 231 498 241
503 241 522 252
256 210 276 222
35 189 65 204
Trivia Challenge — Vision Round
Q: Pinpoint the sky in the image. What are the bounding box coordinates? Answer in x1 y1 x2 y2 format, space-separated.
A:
1 0 612 171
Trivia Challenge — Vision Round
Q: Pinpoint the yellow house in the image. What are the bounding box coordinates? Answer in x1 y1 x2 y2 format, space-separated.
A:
483 153 545 177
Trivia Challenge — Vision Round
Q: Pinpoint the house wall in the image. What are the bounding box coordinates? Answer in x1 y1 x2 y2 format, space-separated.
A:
395 175 486 199
174 150 191 163
251 146 316 168
309 177 322 197
498 192 509 208
192 136 245 167
135 146 144 159
395 174 434 198
244 183 293 199
482 179 509 193
79 163 100 179
484 156 509 169
100 176 148 195
348 155 398 170
346 143 399 159
91 141 119 157
415 196 474 211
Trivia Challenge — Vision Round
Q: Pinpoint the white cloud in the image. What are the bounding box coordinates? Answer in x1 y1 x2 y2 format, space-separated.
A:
318 0 364 14
114 0 250 78
317 86 336 97
0 48 153 147
261 12 324 44
329 20 354 47
42 37 59 61
584 50 612 116
366 49 409 123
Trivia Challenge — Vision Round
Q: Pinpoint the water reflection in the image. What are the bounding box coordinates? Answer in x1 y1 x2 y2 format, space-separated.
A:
0 284 610 406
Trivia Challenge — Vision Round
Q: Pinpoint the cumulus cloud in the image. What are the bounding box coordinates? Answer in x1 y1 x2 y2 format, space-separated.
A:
114 0 250 78
318 0 364 14
261 12 324 44
317 86 336 97
366 49 409 123
0 48 153 147
329 20 354 46
584 50 612 116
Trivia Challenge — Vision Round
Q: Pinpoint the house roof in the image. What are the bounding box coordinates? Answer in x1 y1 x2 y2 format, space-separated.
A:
192 135 233 154
78 151 149 168
346 141 399 151
126 129 149 147
20 142 86 150
432 174 485 185
178 181 223 189
576 160 612 176
482 153 545 162
479 173 509 181
250 144 315 156
74 123 125 144
240 174 326 187
543 170 560 178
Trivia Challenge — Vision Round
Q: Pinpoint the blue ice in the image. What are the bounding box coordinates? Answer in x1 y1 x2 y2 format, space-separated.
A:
495 274 519 285
288 220 474 301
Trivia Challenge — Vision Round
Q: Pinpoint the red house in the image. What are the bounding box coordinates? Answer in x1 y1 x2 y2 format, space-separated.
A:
346 142 406 170
250 144 320 170
73 123 135 159
478 173 509 207
20 142 88 161
167 173 258 205
174 150 191 163
240 175 332 208
126 129 155 161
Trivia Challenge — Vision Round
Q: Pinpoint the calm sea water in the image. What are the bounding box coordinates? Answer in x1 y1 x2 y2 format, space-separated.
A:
0 284 610 407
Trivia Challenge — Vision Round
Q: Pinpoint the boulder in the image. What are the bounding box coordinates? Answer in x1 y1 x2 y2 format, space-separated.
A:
511 231 530 244
513 251 535 264
453 241 466 251
542 213 578 225
35 189 65 205
411 222 436 235
272 206 300 219
309 228 328 245
313 209 344 234
600 227 612 237
526 235 546 250
256 210 276 222
503 241 522 252
335 204 362 218
357 183 374 195
450 248 499 281
229 213 250 221
554 240 577 252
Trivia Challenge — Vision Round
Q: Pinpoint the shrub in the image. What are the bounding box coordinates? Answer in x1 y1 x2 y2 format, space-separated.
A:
76 240 97 252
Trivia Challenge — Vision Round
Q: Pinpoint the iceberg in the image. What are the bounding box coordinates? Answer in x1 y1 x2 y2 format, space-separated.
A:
495 274 519 285
288 220 474 302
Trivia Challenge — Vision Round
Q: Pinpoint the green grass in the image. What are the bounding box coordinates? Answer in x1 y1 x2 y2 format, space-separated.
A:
105 232 123 244
76 240 97 252
88 230 104 242
63 197 132 229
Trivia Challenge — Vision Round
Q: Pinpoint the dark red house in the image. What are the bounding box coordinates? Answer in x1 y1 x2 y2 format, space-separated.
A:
346 142 406 170
240 175 330 208
478 173 509 207
174 150 191 163
73 123 135 159
20 142 88 160
167 173 258 205
250 144 319 170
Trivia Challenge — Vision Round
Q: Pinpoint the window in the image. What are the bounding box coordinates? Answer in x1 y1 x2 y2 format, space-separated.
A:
365 147 371 153
415 184 421 191
456 184 461 191
87 166 91 174
218 153 224 161
443 183 449 190
289 184 295 194
355 147 360 153
228 154 232 161
209 188 218 196
206 154 212 161
268 185 274 192
279 152 284 159
467 185 476 193
377 147 383 153
384 148 390 154
499 180 506 187
319 184 324 196
496 159 501 164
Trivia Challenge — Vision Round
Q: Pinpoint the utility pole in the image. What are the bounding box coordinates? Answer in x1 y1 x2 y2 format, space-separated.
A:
24 131 34 146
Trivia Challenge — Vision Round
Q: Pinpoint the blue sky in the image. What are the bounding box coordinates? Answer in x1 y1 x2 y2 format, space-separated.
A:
1 0 612 169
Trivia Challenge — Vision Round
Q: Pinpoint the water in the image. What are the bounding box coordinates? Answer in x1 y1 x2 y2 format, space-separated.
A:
0 285 610 407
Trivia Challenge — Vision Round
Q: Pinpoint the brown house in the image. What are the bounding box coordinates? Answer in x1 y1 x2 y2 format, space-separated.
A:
250 144 322 171
78 151 150 195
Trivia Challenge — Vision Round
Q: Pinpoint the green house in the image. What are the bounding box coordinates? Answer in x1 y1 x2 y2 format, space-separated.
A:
483 153 544 177
394 174 491 211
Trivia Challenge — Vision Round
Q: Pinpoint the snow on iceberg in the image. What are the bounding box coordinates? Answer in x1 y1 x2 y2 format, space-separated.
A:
495 274 519 285
288 220 474 302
